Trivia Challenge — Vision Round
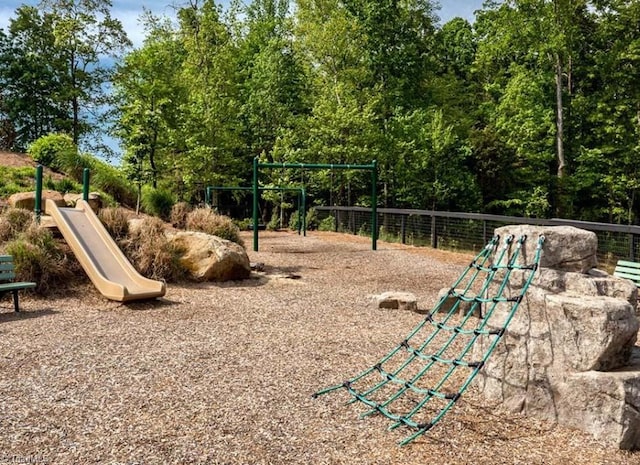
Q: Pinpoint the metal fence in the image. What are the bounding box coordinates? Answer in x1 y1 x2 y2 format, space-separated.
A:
314 206 640 271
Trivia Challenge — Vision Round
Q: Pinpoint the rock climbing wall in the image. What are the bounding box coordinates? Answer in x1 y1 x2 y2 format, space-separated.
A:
473 225 640 449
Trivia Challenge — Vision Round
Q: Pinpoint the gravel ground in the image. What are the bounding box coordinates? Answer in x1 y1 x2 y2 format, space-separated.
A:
0 230 638 464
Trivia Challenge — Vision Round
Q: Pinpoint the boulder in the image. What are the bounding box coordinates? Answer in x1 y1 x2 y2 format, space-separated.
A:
494 225 597 273
473 224 640 449
557 353 640 450
436 287 481 317
374 291 418 311
9 190 65 211
63 192 103 213
168 231 250 282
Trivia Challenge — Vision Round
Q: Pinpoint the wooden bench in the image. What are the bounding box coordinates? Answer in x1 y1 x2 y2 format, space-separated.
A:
613 260 640 287
0 255 36 312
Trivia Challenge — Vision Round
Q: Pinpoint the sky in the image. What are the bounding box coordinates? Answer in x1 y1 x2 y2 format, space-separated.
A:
0 1 488 46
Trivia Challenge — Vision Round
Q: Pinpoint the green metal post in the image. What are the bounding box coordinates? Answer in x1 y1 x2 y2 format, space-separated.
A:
35 165 43 223
302 188 307 237
296 192 302 235
372 160 378 251
82 168 90 201
253 157 259 251
205 186 212 208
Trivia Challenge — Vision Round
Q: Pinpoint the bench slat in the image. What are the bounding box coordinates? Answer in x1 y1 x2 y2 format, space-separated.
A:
613 271 640 282
0 282 36 291
614 266 640 276
0 263 15 272
616 260 640 269
0 272 16 282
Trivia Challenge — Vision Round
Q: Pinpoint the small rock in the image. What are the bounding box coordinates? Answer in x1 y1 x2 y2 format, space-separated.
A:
374 291 418 311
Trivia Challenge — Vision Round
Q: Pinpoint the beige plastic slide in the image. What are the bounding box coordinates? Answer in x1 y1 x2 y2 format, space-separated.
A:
45 199 166 302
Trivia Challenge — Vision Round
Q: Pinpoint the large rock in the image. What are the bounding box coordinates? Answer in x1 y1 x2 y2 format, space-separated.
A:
168 231 250 282
557 352 640 450
473 224 640 449
494 225 597 273
63 192 103 213
436 287 481 317
9 190 65 211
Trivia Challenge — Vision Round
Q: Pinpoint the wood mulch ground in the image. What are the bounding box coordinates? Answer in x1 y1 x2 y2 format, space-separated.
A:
0 230 638 464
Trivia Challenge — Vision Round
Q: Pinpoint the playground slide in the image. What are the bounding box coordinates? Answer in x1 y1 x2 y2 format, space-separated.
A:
45 199 166 302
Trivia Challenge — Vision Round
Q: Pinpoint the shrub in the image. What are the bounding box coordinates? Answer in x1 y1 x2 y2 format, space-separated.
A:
123 217 185 282
28 133 77 171
170 202 192 229
0 208 34 242
88 157 137 207
141 186 175 221
288 210 300 232
318 215 335 232
98 207 130 241
53 177 81 194
305 208 319 230
3 224 73 294
186 208 244 247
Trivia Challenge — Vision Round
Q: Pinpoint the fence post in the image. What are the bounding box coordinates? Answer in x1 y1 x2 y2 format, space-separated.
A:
401 215 407 244
483 220 487 244
431 215 438 249
630 233 637 261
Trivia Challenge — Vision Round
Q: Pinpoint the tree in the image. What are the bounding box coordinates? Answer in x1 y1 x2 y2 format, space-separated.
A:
42 0 131 147
114 13 187 205
0 7 69 150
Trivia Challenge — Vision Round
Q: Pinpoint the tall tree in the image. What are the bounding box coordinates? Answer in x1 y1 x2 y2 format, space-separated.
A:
42 0 131 147
114 13 187 201
0 7 69 150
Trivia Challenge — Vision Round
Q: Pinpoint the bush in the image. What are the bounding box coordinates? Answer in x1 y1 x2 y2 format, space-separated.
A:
305 208 319 230
170 202 192 229
0 208 34 242
123 217 185 282
3 224 73 294
318 215 335 232
28 133 77 171
141 186 175 221
98 207 130 241
53 177 81 194
186 208 244 247
289 210 301 232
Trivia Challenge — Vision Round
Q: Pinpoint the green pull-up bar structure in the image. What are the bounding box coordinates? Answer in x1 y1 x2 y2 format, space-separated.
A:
252 157 378 252
205 185 307 236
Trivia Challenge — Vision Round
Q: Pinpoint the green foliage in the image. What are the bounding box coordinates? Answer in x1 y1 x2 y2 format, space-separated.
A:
141 186 175 221
186 208 244 247
52 177 81 194
305 207 319 230
318 215 335 232
28 133 77 171
0 166 37 197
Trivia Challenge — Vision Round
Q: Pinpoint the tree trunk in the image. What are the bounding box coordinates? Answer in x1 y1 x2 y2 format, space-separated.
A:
555 52 565 179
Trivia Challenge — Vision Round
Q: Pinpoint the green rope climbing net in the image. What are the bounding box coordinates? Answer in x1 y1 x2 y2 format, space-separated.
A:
313 233 545 445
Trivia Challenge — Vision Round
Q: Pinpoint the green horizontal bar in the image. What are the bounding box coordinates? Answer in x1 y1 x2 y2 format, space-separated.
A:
258 162 376 170
208 185 304 192
616 260 640 269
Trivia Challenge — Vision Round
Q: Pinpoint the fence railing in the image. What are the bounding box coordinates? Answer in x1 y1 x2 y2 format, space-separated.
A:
314 206 640 270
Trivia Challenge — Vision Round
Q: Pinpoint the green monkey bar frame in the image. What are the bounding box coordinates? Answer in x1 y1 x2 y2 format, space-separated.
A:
205 185 307 236
253 157 378 252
